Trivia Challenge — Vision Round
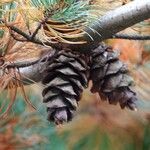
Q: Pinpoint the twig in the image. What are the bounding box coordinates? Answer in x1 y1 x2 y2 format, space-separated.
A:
9 28 27 42
112 34 150 40
31 22 43 39
9 25 64 50
6 59 40 68
1 1 150 53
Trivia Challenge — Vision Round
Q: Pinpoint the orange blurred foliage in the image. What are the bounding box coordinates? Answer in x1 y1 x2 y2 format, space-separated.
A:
110 39 143 65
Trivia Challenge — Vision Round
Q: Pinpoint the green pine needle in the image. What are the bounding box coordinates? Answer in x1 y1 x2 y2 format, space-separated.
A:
30 0 95 24
0 1 17 22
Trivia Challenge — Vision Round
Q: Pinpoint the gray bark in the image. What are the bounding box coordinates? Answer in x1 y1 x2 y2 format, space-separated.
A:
84 0 150 42
69 0 150 52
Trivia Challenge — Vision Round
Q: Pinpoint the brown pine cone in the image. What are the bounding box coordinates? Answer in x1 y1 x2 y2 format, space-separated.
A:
42 50 88 124
90 44 137 110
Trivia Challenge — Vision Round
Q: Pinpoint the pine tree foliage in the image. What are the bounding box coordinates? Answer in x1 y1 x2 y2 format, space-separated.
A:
0 0 99 44
0 0 148 124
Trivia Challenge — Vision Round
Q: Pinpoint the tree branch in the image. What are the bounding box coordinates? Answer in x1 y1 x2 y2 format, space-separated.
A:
84 0 150 42
71 0 150 51
112 34 150 40
6 59 40 68
3 0 150 84
18 62 45 84
9 25 64 50
16 49 58 84
4 0 150 52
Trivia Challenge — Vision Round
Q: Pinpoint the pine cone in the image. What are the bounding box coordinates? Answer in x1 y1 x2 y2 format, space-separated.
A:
90 44 137 110
42 50 88 124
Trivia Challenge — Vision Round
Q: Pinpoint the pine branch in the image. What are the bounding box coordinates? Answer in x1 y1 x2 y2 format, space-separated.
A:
8 25 66 50
14 49 58 84
6 59 40 68
0 18 63 50
70 0 150 51
112 34 150 40
18 62 44 84
82 0 150 42
6 0 150 52
2 0 150 85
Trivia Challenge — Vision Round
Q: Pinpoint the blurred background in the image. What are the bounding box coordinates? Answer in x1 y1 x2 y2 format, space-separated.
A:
0 0 150 150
